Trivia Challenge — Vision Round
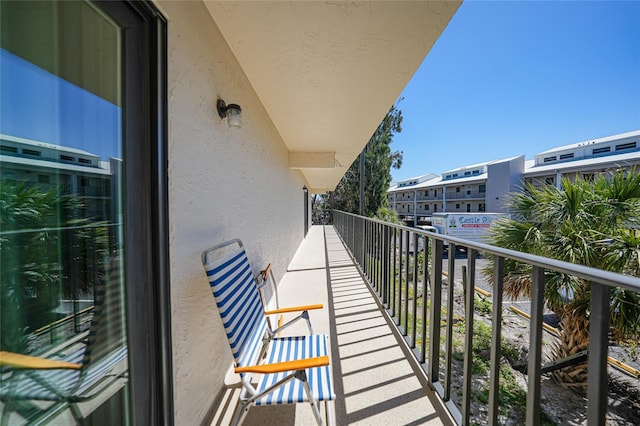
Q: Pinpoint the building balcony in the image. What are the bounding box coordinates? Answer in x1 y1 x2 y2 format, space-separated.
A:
444 192 486 200
210 216 640 425
397 196 416 202
416 195 441 201
210 225 452 425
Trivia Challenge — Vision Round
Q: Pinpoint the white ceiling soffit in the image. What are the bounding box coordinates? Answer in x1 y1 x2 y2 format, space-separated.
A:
204 1 461 193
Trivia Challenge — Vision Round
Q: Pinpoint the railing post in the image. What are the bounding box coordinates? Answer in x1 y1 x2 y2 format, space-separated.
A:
357 217 361 270
403 230 410 335
363 219 368 277
428 238 443 381
397 229 403 322
526 266 545 425
488 256 504 426
419 235 429 364
383 225 390 306
461 249 476 425
411 232 419 347
391 227 397 317
376 223 381 293
587 281 610 425
368 221 373 281
444 242 456 401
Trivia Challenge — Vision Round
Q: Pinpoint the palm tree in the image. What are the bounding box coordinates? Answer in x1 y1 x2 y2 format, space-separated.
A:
484 168 640 387
0 180 109 353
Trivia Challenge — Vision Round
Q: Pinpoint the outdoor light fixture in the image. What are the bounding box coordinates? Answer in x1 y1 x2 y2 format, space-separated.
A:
217 99 242 128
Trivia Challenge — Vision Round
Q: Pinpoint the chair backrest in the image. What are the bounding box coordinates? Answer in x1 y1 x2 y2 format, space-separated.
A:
202 240 268 370
81 256 127 367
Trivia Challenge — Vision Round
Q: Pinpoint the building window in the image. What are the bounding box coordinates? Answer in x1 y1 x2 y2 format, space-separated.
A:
434 190 438 197
425 205 429 211
1 145 18 153
479 184 486 193
479 203 485 212
543 156 556 163
545 176 555 185
559 153 574 160
456 187 460 192
455 203 460 209
467 204 471 212
592 146 610 155
616 142 636 151
23 148 41 156
434 204 437 212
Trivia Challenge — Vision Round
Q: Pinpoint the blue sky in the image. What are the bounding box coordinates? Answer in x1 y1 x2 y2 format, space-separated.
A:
390 0 640 182
1 49 121 159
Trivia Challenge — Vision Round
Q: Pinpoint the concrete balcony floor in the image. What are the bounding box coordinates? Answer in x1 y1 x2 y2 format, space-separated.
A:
211 225 453 425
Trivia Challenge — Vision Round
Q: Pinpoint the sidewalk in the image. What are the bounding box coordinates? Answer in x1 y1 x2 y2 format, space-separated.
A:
211 225 451 425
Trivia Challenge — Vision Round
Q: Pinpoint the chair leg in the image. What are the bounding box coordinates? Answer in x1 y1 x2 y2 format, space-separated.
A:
325 400 334 426
297 371 323 426
302 311 315 335
1 400 14 426
69 402 84 425
231 400 250 426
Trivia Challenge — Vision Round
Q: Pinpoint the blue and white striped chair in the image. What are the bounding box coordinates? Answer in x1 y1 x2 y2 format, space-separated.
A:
0 258 128 425
202 239 335 425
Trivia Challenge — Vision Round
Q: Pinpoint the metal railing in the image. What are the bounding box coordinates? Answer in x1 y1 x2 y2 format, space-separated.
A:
1 222 121 353
444 191 486 200
332 210 640 425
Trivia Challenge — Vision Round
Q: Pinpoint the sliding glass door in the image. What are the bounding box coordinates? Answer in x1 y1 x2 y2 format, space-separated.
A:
0 1 171 424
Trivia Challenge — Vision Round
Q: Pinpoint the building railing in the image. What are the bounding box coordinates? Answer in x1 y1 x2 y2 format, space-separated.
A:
332 210 640 425
445 191 486 200
416 195 440 201
1 222 121 354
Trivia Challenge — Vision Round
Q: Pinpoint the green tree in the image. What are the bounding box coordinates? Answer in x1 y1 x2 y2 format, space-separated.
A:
0 181 109 352
324 105 403 217
484 169 640 387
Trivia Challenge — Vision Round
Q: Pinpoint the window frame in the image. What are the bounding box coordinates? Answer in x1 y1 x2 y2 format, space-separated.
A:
97 1 172 424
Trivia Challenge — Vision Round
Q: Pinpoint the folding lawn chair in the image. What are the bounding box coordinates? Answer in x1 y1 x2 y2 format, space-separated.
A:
0 259 128 425
201 238 335 425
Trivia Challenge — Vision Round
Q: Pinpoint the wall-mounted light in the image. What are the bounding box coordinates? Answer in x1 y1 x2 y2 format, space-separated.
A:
217 99 242 128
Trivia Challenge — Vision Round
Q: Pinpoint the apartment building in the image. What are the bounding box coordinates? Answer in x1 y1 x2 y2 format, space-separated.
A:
388 130 640 226
388 156 524 226
524 130 640 188
0 134 118 222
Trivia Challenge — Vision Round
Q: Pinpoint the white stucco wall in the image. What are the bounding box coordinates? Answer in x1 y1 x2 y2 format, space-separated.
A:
486 156 525 213
160 1 308 423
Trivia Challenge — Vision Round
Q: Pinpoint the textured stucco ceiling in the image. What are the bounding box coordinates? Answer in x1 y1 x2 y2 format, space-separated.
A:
204 1 461 192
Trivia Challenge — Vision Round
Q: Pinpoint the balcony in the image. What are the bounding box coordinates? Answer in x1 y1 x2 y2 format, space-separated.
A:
212 213 640 425
211 225 452 425
445 191 486 200
416 194 441 201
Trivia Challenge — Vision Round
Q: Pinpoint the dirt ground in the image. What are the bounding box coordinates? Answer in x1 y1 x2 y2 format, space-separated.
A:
440 256 640 425
470 300 640 425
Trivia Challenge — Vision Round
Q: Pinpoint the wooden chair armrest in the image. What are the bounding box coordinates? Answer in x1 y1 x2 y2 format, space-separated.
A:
261 263 272 281
0 351 81 370
234 355 329 374
264 304 323 315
